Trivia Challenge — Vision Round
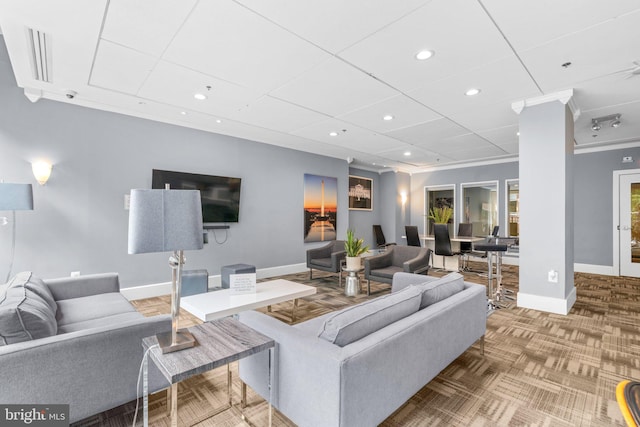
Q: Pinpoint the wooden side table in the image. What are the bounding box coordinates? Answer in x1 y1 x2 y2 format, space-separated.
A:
142 318 275 427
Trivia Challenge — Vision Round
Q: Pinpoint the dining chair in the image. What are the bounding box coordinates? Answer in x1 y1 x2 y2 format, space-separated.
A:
457 223 473 270
433 223 460 270
373 225 396 249
405 225 421 247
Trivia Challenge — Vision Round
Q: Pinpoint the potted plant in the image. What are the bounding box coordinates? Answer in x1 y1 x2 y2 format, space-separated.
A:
428 206 453 224
344 229 369 270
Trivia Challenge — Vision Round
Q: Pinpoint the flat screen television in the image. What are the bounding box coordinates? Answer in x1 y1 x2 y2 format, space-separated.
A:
152 169 241 223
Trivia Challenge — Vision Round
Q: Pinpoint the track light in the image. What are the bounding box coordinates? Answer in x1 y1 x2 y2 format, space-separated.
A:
611 114 622 128
591 113 622 132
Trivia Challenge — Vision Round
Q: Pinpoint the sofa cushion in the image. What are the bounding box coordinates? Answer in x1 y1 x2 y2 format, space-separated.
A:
417 272 465 309
56 292 137 327
0 272 58 345
57 311 144 334
318 284 422 347
310 257 332 268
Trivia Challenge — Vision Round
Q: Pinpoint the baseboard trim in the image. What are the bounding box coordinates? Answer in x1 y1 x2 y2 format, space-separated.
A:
517 287 577 315
121 263 308 300
574 263 615 276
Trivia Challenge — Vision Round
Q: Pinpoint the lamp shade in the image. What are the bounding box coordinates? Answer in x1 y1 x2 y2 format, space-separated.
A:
128 189 204 254
0 183 34 211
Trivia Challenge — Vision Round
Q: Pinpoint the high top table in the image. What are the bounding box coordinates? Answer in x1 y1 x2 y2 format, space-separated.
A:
473 241 509 312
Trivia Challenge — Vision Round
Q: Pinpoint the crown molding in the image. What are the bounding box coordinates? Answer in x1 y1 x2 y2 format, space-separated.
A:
512 89 580 121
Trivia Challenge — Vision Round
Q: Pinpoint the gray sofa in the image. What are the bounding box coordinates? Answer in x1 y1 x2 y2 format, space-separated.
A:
238 271 486 427
0 272 171 423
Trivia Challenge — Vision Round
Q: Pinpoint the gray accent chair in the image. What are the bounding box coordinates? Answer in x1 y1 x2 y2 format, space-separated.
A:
364 245 431 294
0 272 171 423
306 240 346 280
238 272 486 427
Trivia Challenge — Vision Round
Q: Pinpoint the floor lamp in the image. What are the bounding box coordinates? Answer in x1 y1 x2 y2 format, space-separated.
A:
0 183 34 283
128 188 203 353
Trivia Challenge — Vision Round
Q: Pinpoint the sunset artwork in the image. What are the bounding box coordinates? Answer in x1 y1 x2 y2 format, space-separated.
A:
304 174 337 242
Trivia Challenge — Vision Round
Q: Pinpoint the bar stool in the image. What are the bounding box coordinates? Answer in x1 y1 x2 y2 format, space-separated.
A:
473 241 508 312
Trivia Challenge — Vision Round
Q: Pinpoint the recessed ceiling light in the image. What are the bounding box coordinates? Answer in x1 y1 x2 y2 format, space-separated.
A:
329 131 338 137
465 88 481 96
180 111 187 115
383 115 394 121
415 50 434 61
404 151 411 156
216 119 222 123
516 131 520 136
194 93 207 100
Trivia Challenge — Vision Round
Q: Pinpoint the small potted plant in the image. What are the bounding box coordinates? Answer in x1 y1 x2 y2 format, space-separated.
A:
428 206 453 224
344 229 369 270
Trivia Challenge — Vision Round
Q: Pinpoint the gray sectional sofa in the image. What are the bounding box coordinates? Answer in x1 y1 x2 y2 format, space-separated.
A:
238 271 487 427
0 272 171 423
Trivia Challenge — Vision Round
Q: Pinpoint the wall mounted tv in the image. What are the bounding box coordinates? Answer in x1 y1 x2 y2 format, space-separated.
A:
152 169 241 223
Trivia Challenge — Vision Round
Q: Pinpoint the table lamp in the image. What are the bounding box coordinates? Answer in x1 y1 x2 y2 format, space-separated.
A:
0 183 34 282
128 188 203 353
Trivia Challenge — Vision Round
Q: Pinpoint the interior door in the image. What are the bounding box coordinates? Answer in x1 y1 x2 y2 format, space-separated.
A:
619 173 640 277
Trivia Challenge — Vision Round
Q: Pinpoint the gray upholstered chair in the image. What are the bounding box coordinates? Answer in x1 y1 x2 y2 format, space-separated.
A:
306 240 346 280
364 245 431 294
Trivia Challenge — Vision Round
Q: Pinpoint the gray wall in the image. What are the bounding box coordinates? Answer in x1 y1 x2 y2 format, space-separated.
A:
347 167 381 249
0 37 348 287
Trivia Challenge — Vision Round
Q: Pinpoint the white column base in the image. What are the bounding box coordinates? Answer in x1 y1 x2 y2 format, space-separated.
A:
517 286 577 315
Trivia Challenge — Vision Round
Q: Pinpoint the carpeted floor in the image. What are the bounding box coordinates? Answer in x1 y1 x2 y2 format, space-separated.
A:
73 263 639 426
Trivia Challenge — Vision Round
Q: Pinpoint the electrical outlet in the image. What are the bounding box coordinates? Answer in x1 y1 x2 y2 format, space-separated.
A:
124 194 130 210
548 270 558 283
71 271 80 277
623 156 633 163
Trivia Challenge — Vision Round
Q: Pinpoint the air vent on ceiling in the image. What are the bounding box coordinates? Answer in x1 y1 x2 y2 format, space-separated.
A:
27 28 52 83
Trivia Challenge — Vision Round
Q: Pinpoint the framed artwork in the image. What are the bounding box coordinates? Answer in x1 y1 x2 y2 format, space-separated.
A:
303 174 337 242
348 175 373 211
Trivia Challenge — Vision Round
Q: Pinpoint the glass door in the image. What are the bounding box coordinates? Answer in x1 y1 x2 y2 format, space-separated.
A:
620 173 640 277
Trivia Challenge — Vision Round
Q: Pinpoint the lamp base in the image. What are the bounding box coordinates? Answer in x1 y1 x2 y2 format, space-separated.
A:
156 329 197 353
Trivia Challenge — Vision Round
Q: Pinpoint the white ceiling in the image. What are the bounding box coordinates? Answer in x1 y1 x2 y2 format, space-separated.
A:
1 0 640 173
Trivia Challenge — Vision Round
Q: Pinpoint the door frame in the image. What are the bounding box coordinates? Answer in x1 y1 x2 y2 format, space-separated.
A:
612 168 640 276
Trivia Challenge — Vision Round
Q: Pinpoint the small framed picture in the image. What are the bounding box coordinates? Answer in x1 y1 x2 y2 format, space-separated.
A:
348 175 373 211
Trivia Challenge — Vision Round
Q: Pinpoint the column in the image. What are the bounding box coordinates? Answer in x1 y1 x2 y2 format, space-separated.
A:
512 90 578 315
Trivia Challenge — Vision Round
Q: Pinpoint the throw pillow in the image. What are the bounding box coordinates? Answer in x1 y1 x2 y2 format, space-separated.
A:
418 272 465 309
0 271 58 345
318 284 422 347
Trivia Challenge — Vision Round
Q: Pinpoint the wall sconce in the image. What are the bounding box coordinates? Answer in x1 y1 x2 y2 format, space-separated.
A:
32 161 52 185
401 191 408 206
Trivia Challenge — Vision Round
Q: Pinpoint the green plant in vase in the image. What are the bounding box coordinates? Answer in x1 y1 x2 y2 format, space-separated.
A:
344 229 369 270
428 206 453 224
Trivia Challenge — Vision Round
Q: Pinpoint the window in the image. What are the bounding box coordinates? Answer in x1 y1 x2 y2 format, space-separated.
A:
425 185 455 235
506 180 519 237
460 181 498 236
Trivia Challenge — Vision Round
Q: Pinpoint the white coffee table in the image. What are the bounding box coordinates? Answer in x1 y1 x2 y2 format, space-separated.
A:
181 279 317 322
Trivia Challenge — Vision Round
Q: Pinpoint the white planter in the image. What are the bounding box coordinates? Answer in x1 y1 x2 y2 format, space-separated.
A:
346 256 361 270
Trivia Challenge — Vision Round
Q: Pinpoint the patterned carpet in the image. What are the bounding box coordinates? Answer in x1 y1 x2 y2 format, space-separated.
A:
72 264 640 426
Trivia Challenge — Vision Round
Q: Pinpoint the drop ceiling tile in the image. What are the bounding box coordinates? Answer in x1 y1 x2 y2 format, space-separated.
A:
375 146 446 166
163 0 330 93
573 72 640 112
236 0 431 53
271 57 398 117
102 0 197 57
90 40 157 95
225 96 328 133
408 55 541 118
387 117 468 145
138 60 261 117
421 133 494 154
337 94 442 133
482 0 640 51
477 125 519 148
449 102 519 133
290 118 409 153
520 10 640 92
339 0 514 93
445 145 508 161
